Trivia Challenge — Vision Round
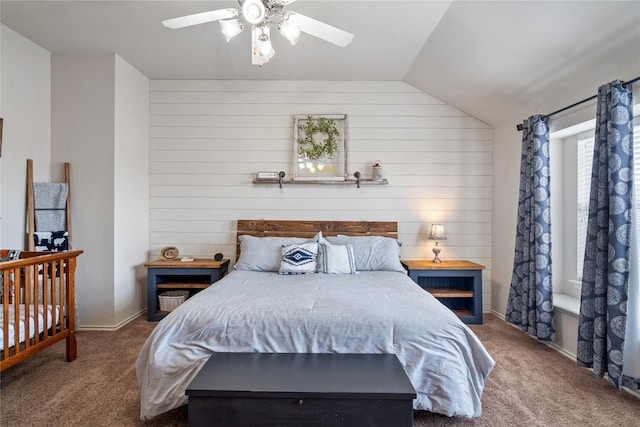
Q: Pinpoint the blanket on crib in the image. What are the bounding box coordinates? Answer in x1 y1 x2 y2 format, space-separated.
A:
0 305 61 348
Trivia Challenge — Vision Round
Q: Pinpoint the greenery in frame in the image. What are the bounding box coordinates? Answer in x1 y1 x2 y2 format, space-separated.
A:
297 116 341 161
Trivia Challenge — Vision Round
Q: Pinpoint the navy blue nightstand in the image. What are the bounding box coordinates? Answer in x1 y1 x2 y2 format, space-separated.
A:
144 258 229 321
402 260 484 324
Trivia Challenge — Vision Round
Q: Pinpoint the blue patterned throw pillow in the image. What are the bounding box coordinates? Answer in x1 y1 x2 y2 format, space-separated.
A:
279 243 318 275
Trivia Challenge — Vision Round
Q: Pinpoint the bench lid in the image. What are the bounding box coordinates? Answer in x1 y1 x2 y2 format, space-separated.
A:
186 352 416 400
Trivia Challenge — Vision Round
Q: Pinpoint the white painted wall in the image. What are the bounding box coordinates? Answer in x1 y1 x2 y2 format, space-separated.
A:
149 80 493 312
51 54 116 326
0 25 51 249
490 123 521 317
51 53 150 329
113 55 149 326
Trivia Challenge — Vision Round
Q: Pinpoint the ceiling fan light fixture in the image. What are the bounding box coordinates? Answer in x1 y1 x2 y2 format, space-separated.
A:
242 0 266 25
257 31 275 60
163 0 354 66
219 19 244 42
278 13 301 45
252 24 275 66
257 35 274 59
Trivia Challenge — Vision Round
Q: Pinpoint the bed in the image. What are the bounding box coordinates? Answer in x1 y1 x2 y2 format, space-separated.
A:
1 249 83 371
136 220 494 420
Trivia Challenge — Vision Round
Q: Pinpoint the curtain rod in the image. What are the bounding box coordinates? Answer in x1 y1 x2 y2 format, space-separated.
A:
516 76 640 131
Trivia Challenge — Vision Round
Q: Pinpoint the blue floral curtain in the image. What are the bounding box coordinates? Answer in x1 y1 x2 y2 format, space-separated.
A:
506 115 555 341
577 80 639 390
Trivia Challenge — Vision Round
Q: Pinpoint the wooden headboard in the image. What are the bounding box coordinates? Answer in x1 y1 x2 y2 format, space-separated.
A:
236 220 398 259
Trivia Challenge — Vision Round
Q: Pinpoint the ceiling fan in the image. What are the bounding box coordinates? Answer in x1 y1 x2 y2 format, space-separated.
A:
162 0 354 67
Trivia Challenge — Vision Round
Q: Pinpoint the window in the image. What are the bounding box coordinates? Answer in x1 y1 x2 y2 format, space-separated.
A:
576 131 594 279
552 105 639 297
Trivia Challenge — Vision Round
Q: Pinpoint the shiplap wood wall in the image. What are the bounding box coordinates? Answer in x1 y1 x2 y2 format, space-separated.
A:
149 80 493 311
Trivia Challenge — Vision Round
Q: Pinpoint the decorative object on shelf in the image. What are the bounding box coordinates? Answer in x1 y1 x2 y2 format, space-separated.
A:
161 0 354 67
214 253 224 261
297 117 339 160
294 114 347 181
427 224 447 263
161 246 179 260
255 171 280 180
372 160 383 182
255 171 286 188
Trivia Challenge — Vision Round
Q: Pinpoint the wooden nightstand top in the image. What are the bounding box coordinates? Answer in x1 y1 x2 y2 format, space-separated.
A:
145 258 230 269
401 260 485 271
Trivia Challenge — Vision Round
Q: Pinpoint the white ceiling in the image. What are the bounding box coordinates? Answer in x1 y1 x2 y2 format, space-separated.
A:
2 1 639 126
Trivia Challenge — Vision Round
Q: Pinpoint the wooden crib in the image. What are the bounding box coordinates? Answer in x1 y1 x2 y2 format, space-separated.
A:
1 250 83 371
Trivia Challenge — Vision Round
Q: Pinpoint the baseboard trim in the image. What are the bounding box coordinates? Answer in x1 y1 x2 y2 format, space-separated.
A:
77 309 147 332
490 309 505 320
623 386 640 399
543 340 577 360
491 309 577 359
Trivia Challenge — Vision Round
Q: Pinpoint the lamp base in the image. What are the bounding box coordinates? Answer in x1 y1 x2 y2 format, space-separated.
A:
432 246 442 263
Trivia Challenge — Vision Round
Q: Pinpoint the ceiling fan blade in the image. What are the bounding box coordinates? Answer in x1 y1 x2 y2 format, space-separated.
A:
292 13 354 47
277 0 299 5
162 8 239 29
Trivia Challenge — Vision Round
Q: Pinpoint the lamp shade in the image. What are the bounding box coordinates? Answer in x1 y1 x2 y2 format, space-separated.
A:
428 224 447 241
278 13 301 45
220 19 244 42
252 24 275 65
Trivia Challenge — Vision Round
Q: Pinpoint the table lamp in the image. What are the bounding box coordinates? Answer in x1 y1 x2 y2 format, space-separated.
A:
428 224 447 263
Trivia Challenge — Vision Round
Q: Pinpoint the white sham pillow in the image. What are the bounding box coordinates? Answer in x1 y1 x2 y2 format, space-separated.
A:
318 242 357 274
325 235 405 272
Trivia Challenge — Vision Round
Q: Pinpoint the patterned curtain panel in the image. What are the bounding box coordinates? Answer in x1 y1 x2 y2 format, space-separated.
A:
577 80 638 390
506 115 555 341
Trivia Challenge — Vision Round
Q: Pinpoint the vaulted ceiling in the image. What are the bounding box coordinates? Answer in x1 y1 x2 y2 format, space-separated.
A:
2 1 639 126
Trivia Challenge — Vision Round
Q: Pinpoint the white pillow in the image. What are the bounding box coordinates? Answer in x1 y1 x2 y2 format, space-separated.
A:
325 235 405 272
279 243 319 275
318 242 356 274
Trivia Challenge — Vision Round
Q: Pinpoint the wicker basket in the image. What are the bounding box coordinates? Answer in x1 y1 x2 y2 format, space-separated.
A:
158 290 189 311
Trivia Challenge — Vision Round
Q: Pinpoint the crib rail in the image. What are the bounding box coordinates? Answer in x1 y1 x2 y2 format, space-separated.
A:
1 250 82 371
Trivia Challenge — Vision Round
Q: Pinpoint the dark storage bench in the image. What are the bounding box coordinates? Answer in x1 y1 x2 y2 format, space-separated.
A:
186 352 416 427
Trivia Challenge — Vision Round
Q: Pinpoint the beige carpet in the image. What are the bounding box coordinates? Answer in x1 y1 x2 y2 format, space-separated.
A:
1 314 638 426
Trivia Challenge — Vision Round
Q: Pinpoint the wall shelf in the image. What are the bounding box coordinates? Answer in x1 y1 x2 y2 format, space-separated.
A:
252 178 388 186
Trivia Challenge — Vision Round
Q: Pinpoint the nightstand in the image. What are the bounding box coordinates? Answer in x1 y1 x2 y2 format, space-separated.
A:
145 258 230 321
401 260 484 324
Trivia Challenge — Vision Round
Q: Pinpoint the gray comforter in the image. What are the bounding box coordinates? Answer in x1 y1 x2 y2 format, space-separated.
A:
136 270 494 420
